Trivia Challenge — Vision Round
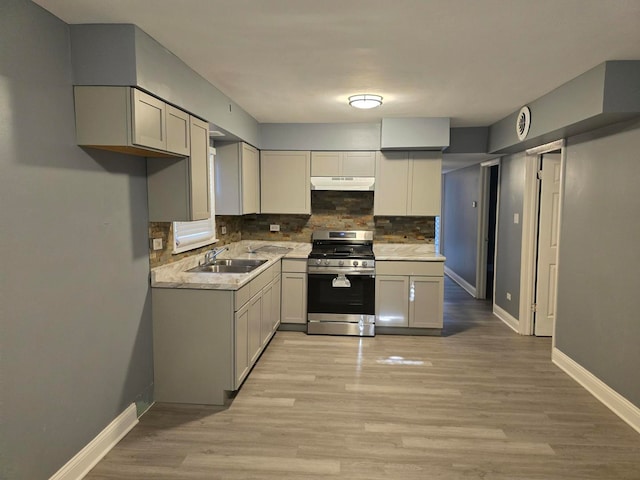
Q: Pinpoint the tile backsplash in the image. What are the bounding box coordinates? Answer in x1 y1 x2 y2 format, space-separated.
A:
149 191 435 267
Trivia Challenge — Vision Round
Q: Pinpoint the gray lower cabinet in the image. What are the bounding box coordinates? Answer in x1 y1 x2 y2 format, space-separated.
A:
280 259 307 325
375 261 444 331
153 262 281 405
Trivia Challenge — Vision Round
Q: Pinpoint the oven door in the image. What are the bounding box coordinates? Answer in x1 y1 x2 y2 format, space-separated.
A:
307 271 375 317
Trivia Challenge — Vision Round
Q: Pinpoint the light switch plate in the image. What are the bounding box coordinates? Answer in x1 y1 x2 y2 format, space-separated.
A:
152 238 163 250
513 213 520 224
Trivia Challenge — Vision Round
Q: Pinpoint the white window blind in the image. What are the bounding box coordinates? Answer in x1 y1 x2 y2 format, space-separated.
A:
172 148 217 254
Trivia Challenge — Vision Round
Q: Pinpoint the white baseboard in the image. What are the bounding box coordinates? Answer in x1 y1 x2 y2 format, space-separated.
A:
493 303 520 333
444 266 477 297
552 348 640 435
49 403 139 480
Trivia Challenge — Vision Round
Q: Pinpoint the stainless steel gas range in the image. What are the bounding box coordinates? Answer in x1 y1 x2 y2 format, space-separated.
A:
306 230 375 336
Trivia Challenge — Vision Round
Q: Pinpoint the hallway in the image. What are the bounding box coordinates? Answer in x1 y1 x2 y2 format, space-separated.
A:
86 278 640 479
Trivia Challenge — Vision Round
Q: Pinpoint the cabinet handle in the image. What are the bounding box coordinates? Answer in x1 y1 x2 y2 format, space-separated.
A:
409 280 415 303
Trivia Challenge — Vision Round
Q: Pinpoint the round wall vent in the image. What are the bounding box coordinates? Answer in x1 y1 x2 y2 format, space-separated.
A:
516 106 531 141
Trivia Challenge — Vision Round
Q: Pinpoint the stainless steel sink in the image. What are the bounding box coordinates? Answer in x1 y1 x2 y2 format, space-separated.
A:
186 258 267 274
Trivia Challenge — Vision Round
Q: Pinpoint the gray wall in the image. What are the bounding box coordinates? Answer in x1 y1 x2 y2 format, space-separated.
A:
442 164 481 287
555 119 640 407
69 24 261 147
260 123 381 151
494 152 525 319
0 2 154 479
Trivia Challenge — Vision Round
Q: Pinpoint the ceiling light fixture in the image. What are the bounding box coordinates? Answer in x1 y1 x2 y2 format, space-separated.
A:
348 94 383 109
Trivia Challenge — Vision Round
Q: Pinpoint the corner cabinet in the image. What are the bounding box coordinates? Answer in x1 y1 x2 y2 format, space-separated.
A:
260 151 311 214
146 116 211 221
152 261 281 406
374 151 442 216
215 142 260 215
375 261 444 332
75 86 211 221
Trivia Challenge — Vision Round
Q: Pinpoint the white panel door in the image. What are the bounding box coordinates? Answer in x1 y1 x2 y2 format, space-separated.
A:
342 151 376 176
281 273 307 324
234 303 249 389
189 116 211 221
375 275 409 327
409 276 444 328
241 143 260 214
408 152 442 216
374 151 409 215
165 106 190 156
131 89 166 150
260 151 310 214
535 154 561 336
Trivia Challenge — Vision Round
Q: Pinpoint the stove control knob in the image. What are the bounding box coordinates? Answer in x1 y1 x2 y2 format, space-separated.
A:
353 261 359 267
324 259 330 266
315 259 321 265
362 261 368 267
339 260 344 266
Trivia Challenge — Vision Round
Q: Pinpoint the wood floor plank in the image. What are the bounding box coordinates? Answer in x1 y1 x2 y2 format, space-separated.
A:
85 277 640 479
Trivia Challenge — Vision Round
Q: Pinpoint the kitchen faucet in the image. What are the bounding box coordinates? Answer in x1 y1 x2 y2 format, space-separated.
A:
203 246 228 265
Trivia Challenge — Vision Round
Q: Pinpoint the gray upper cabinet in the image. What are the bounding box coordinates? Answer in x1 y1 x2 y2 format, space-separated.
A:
74 86 190 157
215 142 260 215
260 151 311 214
165 105 191 156
311 151 375 177
374 151 441 216
147 116 211 222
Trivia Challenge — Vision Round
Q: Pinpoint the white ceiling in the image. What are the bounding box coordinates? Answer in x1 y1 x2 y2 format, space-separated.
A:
32 0 640 170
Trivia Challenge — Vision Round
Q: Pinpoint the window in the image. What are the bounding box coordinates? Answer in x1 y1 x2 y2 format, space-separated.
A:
172 148 217 253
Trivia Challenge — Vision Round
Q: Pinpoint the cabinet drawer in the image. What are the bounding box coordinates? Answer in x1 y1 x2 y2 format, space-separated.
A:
235 284 252 311
376 261 444 276
282 259 307 273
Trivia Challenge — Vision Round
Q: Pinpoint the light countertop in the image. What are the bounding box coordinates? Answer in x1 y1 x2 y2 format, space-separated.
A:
151 241 311 291
151 241 444 291
374 243 445 261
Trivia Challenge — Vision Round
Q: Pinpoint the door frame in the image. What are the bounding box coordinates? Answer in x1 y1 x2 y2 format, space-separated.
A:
518 139 566 336
476 158 501 300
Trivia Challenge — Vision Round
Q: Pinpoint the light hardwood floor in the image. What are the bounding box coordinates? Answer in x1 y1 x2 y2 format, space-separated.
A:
86 278 640 479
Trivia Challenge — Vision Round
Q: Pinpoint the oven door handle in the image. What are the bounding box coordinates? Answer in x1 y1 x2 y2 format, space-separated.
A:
332 275 351 288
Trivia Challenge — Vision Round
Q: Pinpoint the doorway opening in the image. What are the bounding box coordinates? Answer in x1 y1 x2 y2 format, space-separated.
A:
476 159 500 301
485 165 499 300
519 140 565 337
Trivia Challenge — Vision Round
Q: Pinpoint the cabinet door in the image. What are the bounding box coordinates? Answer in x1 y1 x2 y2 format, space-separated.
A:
260 151 310 214
311 151 341 176
166 106 190 156
409 276 444 328
408 152 442 216
374 151 409 216
131 89 166 150
189 116 211 221
248 293 263 364
261 281 274 347
272 275 281 332
343 151 375 176
234 303 250 389
241 143 260 214
281 272 307 324
375 275 409 327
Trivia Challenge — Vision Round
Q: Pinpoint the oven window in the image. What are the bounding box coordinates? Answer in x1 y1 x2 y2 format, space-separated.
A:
307 274 375 315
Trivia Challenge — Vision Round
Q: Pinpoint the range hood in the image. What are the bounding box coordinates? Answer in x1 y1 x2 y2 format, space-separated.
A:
311 176 375 191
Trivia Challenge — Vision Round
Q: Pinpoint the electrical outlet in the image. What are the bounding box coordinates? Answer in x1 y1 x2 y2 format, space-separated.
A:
152 238 163 250
270 224 280 232
221 226 227 235
513 213 520 224
506 292 512 301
